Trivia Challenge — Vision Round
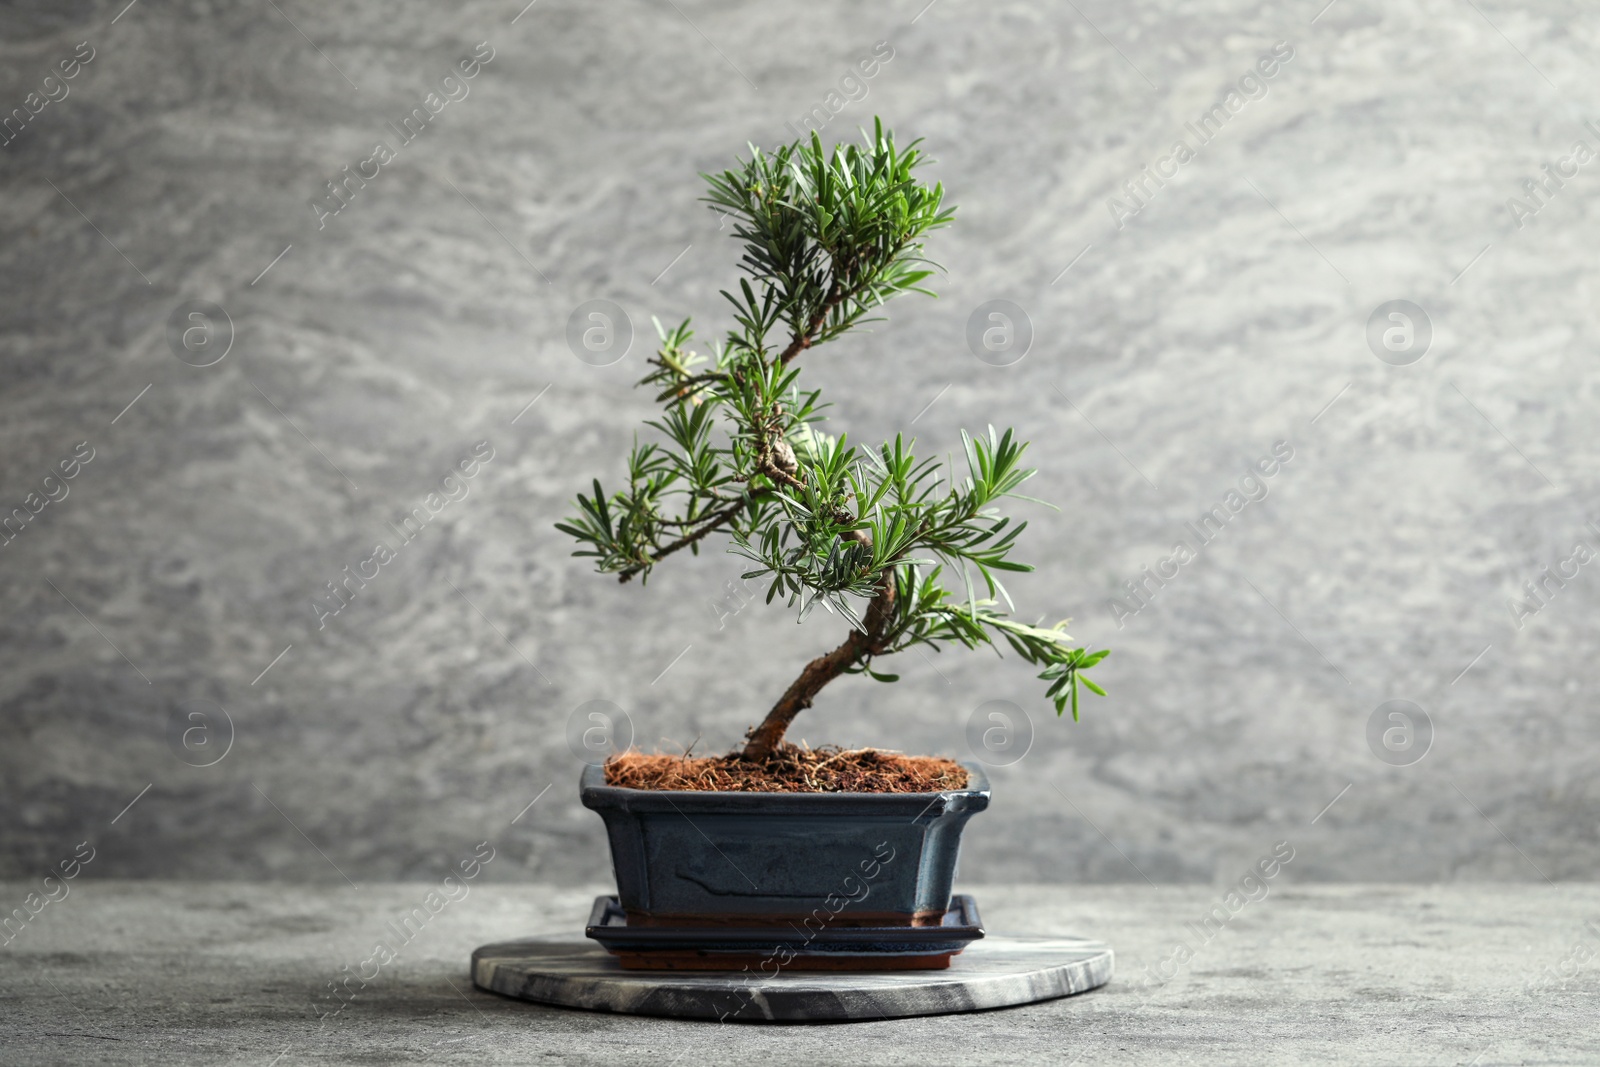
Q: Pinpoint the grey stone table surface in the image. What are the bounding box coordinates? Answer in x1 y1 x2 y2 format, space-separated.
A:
2 882 1598 1065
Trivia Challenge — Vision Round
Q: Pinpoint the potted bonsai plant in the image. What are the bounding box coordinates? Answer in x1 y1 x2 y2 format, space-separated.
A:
559 120 1108 959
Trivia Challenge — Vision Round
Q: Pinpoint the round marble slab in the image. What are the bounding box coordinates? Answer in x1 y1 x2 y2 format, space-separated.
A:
471 936 1112 1022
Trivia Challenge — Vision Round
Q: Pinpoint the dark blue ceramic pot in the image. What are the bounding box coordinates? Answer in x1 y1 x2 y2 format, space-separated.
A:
579 761 990 927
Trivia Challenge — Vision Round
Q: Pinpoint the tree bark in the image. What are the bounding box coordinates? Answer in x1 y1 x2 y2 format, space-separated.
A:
741 569 896 761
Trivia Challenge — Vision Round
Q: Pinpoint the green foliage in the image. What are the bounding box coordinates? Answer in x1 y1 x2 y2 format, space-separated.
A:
557 120 1108 722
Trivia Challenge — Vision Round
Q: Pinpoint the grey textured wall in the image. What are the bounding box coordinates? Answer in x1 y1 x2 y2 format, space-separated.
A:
2 0 1595 887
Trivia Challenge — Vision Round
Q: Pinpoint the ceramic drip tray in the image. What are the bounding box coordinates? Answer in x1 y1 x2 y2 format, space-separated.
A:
585 893 985 971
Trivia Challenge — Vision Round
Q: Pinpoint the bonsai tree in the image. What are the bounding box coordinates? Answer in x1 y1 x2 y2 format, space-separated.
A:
558 120 1108 764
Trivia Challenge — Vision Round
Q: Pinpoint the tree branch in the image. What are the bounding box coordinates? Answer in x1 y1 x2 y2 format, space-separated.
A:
777 281 847 367
616 500 746 583
741 566 897 760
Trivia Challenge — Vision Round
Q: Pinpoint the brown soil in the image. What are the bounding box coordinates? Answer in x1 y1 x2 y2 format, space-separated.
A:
603 745 969 794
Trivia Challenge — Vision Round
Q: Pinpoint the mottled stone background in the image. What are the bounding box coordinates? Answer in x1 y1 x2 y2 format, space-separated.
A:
1 0 1595 886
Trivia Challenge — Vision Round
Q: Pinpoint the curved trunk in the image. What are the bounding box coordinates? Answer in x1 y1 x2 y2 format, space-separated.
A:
741 574 897 761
